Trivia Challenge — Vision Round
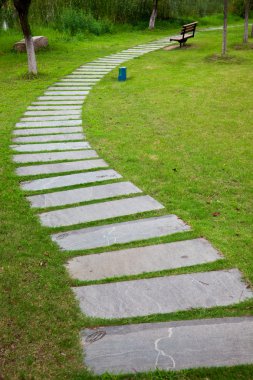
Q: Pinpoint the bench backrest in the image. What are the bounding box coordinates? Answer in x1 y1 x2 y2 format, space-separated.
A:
181 22 198 37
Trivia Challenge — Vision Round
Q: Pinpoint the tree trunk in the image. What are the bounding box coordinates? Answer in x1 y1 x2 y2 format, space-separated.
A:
251 23 253 38
243 0 249 43
222 0 228 56
149 0 158 30
13 0 37 75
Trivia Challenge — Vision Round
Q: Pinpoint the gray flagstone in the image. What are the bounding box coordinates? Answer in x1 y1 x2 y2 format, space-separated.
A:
13 149 98 164
13 133 85 143
24 110 81 116
66 238 222 281
40 195 164 228
16 120 82 128
20 115 81 121
32 100 84 105
38 96 85 101
27 105 82 110
21 169 121 191
47 87 91 91
52 215 190 251
13 127 83 136
11 141 90 152
17 159 108 176
73 269 252 319
54 82 94 87
44 91 89 96
82 317 253 374
27 182 142 209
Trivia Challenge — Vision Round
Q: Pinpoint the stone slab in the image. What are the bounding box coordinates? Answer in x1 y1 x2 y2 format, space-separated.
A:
48 87 91 91
14 36 48 52
13 133 85 143
54 83 94 87
15 120 82 128
13 150 98 164
11 141 90 152
13 127 83 136
21 169 121 191
40 195 164 228
20 115 81 121
82 317 253 374
27 105 82 110
37 96 85 101
32 101 84 105
52 215 190 251
44 91 89 97
62 79 99 82
73 269 252 319
16 159 108 177
27 182 142 208
67 238 222 281
24 110 81 116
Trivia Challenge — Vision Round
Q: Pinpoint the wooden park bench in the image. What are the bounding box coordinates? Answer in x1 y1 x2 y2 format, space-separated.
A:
170 22 198 47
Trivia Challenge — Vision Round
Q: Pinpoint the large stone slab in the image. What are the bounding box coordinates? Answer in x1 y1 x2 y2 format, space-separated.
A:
13 133 85 143
54 83 94 87
20 115 81 122
16 159 108 177
13 149 98 164
37 96 85 101
52 215 190 251
24 110 81 116
27 182 142 208
16 120 82 128
48 87 91 91
14 36 48 52
82 317 253 374
27 105 82 110
61 78 99 82
11 141 90 153
32 100 84 105
21 169 121 191
13 127 83 136
40 195 164 228
44 91 89 96
73 269 252 319
67 238 222 281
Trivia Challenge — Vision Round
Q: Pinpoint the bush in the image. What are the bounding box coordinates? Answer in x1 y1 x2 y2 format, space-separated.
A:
55 8 113 36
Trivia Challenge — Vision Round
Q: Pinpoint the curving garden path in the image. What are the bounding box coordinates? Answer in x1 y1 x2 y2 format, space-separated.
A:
11 36 253 375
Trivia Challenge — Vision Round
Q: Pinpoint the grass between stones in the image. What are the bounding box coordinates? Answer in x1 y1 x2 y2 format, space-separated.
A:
0 25 253 379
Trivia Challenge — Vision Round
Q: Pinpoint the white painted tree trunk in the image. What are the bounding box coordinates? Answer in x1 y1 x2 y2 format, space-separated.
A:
25 36 37 75
222 0 228 56
243 0 249 43
149 0 158 30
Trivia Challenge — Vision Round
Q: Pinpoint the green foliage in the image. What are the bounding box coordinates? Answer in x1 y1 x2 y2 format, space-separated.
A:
55 8 113 36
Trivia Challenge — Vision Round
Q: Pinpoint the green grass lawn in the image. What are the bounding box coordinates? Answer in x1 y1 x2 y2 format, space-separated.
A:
0 23 253 380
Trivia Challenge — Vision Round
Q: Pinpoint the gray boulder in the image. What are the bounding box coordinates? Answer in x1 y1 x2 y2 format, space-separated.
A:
14 36 48 52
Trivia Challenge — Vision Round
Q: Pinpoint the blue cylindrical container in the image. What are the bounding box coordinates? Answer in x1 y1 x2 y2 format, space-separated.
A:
118 67 127 81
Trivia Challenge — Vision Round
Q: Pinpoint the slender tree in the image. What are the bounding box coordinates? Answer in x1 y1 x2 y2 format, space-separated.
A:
243 0 249 42
13 0 37 74
149 0 158 30
222 0 228 55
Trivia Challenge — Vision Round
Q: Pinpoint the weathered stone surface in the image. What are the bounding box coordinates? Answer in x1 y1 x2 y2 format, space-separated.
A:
62 78 99 82
40 195 164 228
24 110 81 116
13 149 98 164
32 100 84 105
52 215 190 251
21 169 121 191
16 159 108 177
67 238 222 281
13 133 84 143
48 87 91 91
11 141 90 153
28 105 82 110
13 127 83 136
14 36 48 52
20 115 81 122
73 269 252 319
54 83 94 87
44 91 89 96
27 182 142 208
82 317 253 374
38 96 85 101
16 120 82 128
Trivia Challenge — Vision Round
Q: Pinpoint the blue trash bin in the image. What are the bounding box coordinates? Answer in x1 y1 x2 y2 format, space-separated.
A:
118 67 127 81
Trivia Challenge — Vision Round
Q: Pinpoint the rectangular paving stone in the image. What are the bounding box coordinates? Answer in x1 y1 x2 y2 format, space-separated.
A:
13 149 98 164
27 182 142 208
27 105 82 110
67 238 222 281
54 83 94 87
82 317 253 374
20 115 81 121
61 78 99 82
44 91 89 96
17 158 108 176
11 141 90 153
24 110 81 116
48 87 91 91
13 127 83 136
21 169 121 191
16 120 82 128
13 133 84 143
38 96 85 101
32 100 84 105
73 269 252 319
40 195 164 228
52 215 190 251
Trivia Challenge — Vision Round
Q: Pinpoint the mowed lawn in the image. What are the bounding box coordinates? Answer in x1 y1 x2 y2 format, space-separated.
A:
0 25 253 380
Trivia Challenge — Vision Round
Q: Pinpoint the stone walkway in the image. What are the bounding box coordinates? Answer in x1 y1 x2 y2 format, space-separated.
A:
12 37 253 375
